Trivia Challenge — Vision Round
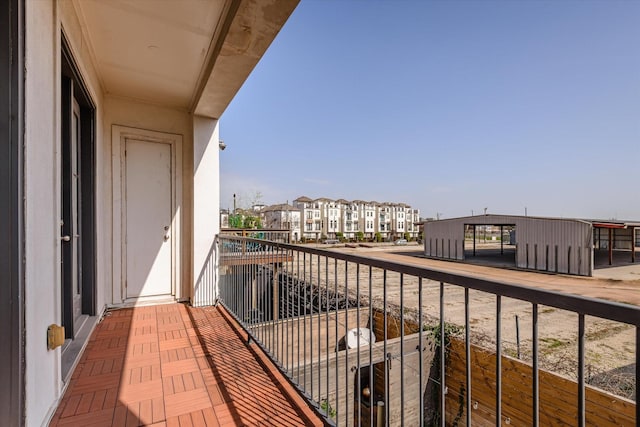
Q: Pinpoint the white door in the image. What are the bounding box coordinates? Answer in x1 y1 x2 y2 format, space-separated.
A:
124 138 173 298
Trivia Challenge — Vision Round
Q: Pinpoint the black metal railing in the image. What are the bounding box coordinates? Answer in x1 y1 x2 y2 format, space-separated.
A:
220 228 292 243
216 235 639 426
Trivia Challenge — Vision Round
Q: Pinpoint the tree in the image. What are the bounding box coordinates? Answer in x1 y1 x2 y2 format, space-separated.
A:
229 214 243 228
228 212 262 229
374 232 383 243
356 231 364 242
242 214 262 229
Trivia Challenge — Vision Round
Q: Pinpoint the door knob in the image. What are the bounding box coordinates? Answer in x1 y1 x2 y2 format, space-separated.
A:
61 235 71 242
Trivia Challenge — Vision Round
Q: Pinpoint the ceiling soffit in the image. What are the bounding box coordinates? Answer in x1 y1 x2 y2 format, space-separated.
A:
193 0 299 119
74 0 299 117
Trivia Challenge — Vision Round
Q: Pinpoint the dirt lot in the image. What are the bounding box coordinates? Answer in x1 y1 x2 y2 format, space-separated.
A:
289 243 639 399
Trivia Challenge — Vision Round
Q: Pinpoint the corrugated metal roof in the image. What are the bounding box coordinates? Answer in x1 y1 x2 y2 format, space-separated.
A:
421 214 640 227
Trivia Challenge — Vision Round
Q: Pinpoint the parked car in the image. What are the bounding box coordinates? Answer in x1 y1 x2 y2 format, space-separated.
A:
324 239 340 244
394 239 408 246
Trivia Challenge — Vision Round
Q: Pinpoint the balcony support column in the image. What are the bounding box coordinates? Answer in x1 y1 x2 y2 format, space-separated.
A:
192 116 220 306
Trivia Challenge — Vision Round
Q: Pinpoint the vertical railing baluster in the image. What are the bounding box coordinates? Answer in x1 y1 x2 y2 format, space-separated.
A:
273 245 277 362
440 282 445 427
419 277 424 427
310 252 314 400
334 257 339 427
384 270 389 425
496 295 502 426
297 250 301 384
356 263 362 427
244 249 248 332
317 253 322 403
268 245 272 348
532 303 539 427
344 261 349 426
369 266 374 427
400 273 405 427
325 255 329 417
244 244 253 319
636 326 639 425
303 252 307 392
232 252 236 315
465 287 471 427
279 246 284 366
285 248 289 373
264 250 267 345
238 248 241 315
578 314 585 427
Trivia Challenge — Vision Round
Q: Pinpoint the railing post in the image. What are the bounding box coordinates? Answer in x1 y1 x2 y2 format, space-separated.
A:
273 264 279 323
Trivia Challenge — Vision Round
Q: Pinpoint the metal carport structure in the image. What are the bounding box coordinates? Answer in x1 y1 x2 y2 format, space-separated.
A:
423 214 639 277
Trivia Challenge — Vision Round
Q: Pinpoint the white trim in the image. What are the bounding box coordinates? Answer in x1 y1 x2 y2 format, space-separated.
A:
111 125 182 304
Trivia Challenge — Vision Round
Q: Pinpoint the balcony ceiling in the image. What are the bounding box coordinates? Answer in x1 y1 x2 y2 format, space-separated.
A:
75 0 298 118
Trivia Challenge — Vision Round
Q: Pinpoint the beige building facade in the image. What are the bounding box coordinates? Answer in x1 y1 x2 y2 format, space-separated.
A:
294 196 421 241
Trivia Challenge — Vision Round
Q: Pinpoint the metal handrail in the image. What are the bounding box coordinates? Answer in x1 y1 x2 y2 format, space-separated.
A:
216 235 639 426
223 237 640 325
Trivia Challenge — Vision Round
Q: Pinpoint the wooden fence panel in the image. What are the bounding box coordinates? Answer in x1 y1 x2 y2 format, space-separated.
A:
445 339 635 426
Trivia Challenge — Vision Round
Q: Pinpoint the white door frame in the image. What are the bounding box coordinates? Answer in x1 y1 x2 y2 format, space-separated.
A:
112 125 182 304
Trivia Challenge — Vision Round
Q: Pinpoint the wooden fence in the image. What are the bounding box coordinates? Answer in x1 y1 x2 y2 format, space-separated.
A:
445 339 636 426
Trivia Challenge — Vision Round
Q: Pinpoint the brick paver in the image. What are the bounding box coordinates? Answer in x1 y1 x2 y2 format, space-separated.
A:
50 304 323 426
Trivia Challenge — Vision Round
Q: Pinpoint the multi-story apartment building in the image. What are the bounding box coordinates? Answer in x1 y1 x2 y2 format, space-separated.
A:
325 198 341 237
407 207 421 237
294 196 323 240
377 203 393 239
342 201 359 239
294 196 420 241
260 204 301 242
220 209 230 228
355 200 377 240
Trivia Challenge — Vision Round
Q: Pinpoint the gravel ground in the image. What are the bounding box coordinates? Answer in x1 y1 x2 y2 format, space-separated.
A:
282 243 638 399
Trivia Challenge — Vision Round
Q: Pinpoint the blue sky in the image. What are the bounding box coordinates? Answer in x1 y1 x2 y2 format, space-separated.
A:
220 0 639 220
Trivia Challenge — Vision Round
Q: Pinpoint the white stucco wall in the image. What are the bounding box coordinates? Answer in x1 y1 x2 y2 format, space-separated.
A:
25 2 60 424
24 2 110 424
192 116 220 306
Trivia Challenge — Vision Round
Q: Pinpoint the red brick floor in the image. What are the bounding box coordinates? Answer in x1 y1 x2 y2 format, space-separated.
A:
50 303 324 427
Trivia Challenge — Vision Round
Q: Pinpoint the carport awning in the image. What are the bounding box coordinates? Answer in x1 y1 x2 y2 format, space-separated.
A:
592 221 640 229
592 222 626 229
